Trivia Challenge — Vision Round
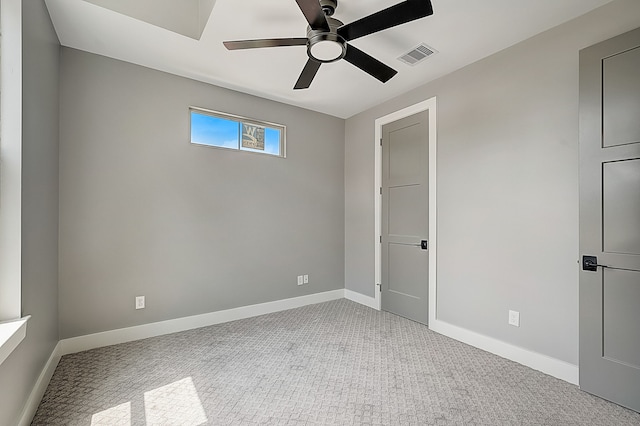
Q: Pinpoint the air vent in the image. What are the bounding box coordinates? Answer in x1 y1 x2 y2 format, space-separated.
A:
398 43 437 66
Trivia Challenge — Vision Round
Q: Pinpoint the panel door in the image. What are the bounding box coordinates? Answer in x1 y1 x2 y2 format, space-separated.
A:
381 111 429 324
579 27 640 412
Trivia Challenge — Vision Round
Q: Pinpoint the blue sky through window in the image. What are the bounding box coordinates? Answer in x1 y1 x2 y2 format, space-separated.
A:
190 109 284 157
190 112 239 149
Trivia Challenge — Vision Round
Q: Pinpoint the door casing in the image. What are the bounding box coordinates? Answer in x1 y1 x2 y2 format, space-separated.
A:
374 97 437 324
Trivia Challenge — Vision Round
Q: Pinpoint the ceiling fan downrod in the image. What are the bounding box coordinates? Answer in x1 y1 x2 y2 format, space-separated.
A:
320 0 336 16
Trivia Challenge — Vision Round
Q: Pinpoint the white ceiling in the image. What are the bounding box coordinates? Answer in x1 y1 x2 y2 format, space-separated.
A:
45 0 613 119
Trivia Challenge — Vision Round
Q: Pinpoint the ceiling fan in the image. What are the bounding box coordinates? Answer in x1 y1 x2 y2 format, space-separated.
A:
223 0 434 89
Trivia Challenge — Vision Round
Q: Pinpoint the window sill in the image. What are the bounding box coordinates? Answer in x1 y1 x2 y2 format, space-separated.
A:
0 316 30 366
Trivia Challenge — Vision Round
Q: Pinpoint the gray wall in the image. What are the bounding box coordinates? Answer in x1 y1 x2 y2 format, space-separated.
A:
0 0 59 424
345 0 640 365
58 49 345 338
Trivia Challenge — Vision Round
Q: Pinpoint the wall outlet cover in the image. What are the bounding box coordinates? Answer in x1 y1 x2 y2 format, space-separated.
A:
303 274 309 284
297 275 304 286
135 296 145 310
508 310 520 327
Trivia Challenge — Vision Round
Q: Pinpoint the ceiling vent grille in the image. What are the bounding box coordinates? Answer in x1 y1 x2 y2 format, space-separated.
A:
398 43 437 66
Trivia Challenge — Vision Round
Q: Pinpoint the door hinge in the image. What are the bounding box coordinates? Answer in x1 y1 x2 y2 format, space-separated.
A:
380 187 382 195
379 235 382 243
377 283 382 292
380 138 383 146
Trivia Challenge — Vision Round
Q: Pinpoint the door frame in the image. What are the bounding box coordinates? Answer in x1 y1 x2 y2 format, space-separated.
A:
374 97 437 324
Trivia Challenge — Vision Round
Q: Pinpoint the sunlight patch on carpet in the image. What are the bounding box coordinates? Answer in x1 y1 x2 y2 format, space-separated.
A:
91 401 131 425
143 377 207 425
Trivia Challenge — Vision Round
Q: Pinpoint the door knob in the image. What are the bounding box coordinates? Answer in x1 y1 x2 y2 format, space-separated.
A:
582 255 608 271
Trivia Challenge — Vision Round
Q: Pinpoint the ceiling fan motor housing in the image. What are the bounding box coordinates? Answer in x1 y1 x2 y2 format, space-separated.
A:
306 16 346 63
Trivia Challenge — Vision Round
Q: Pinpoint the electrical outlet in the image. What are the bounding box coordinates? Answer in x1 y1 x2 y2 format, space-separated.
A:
297 275 304 286
135 296 145 310
508 310 520 327
303 274 309 284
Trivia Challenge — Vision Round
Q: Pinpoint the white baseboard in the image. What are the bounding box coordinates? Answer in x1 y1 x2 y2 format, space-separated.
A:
18 341 62 426
20 289 577 426
59 289 344 356
429 318 579 385
344 289 378 310
342 290 577 385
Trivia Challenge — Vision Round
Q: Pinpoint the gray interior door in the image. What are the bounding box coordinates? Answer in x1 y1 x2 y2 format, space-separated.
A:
381 111 429 325
579 27 640 413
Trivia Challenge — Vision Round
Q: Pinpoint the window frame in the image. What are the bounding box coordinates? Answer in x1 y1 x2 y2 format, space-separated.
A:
0 0 29 366
189 107 286 158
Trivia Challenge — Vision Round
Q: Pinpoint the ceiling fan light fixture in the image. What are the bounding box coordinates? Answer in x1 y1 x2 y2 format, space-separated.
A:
308 33 346 62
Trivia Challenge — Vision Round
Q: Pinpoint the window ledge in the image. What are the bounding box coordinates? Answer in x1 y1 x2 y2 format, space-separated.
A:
0 316 30 366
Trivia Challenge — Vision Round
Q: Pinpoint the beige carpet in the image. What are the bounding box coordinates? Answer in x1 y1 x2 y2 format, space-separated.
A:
32 299 640 425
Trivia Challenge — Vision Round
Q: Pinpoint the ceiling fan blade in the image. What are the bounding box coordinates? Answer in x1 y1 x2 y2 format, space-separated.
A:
343 44 397 83
338 0 433 42
294 59 322 89
295 0 330 31
223 38 308 50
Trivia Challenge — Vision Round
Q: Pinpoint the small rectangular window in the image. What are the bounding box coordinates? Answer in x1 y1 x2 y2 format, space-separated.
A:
190 107 285 157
